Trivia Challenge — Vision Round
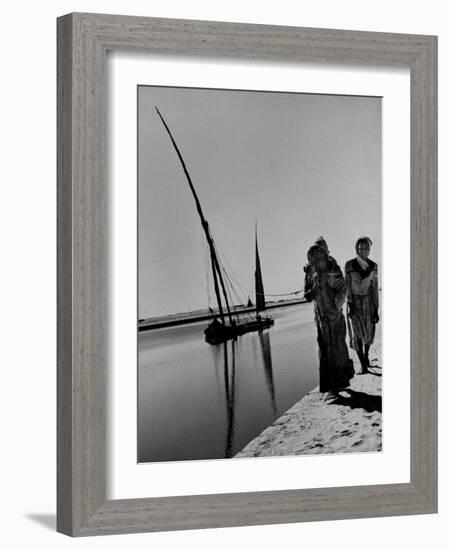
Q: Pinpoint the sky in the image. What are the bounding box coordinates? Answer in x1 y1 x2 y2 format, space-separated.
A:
138 86 381 319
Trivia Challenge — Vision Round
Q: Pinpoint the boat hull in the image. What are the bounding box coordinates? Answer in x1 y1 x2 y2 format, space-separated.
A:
204 316 274 345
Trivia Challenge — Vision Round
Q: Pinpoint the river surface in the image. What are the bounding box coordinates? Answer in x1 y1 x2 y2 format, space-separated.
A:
138 303 319 462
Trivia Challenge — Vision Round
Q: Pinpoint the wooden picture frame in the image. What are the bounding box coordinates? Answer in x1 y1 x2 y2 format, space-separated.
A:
57 12 437 536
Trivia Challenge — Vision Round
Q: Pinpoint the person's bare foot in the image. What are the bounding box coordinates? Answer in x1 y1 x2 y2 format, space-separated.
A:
324 390 339 401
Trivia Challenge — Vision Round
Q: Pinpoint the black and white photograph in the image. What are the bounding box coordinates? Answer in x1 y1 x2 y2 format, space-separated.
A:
1 0 441 544
138 85 382 463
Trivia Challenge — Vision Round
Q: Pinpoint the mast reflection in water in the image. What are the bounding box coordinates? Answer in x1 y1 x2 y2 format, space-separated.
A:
259 331 277 419
138 304 319 463
223 340 236 458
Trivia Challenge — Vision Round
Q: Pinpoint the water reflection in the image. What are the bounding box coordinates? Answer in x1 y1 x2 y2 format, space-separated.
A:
223 340 236 457
220 331 277 458
259 331 277 418
137 304 319 462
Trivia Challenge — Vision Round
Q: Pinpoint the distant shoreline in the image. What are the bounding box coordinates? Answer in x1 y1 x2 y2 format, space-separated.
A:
138 298 306 331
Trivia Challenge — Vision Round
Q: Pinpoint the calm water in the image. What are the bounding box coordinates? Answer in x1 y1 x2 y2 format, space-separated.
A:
138 303 319 462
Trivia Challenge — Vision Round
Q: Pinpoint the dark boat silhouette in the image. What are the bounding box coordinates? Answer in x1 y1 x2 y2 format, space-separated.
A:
155 107 274 345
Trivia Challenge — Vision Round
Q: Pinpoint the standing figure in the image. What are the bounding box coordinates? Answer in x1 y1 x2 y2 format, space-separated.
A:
304 237 354 395
345 237 379 374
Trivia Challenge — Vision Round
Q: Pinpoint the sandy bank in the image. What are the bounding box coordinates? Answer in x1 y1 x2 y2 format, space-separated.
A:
235 327 382 457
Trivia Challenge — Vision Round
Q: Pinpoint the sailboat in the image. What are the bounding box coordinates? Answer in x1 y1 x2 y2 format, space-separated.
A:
155 107 274 345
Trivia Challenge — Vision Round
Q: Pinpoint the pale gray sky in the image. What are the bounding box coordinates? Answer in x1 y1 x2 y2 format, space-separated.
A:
138 86 381 319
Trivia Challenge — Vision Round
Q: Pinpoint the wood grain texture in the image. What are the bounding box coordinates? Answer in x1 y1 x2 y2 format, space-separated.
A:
57 13 74 536
409 36 438 508
57 12 438 536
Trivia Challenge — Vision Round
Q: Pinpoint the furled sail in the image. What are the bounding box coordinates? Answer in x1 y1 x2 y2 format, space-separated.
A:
255 227 266 312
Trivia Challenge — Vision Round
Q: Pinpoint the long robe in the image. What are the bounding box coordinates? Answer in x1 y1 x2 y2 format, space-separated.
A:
304 259 354 392
344 258 379 352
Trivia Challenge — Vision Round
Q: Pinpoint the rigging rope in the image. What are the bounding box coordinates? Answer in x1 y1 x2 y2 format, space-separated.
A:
211 231 304 298
205 227 304 327
222 267 254 323
214 244 255 322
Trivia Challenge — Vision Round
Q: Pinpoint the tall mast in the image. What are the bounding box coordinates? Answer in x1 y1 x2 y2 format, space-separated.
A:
255 222 266 312
155 107 233 324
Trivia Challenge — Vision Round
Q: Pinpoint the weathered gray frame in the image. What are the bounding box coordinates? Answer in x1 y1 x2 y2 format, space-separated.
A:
57 12 437 537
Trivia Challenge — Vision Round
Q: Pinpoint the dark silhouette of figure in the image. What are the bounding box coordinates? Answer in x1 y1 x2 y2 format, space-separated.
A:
345 237 379 374
304 237 354 395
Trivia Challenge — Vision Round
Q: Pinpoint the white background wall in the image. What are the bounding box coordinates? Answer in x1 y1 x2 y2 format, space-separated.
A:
0 1 445 548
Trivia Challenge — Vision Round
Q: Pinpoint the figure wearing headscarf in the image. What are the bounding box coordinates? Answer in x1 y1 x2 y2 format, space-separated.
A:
345 237 379 374
304 237 354 394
